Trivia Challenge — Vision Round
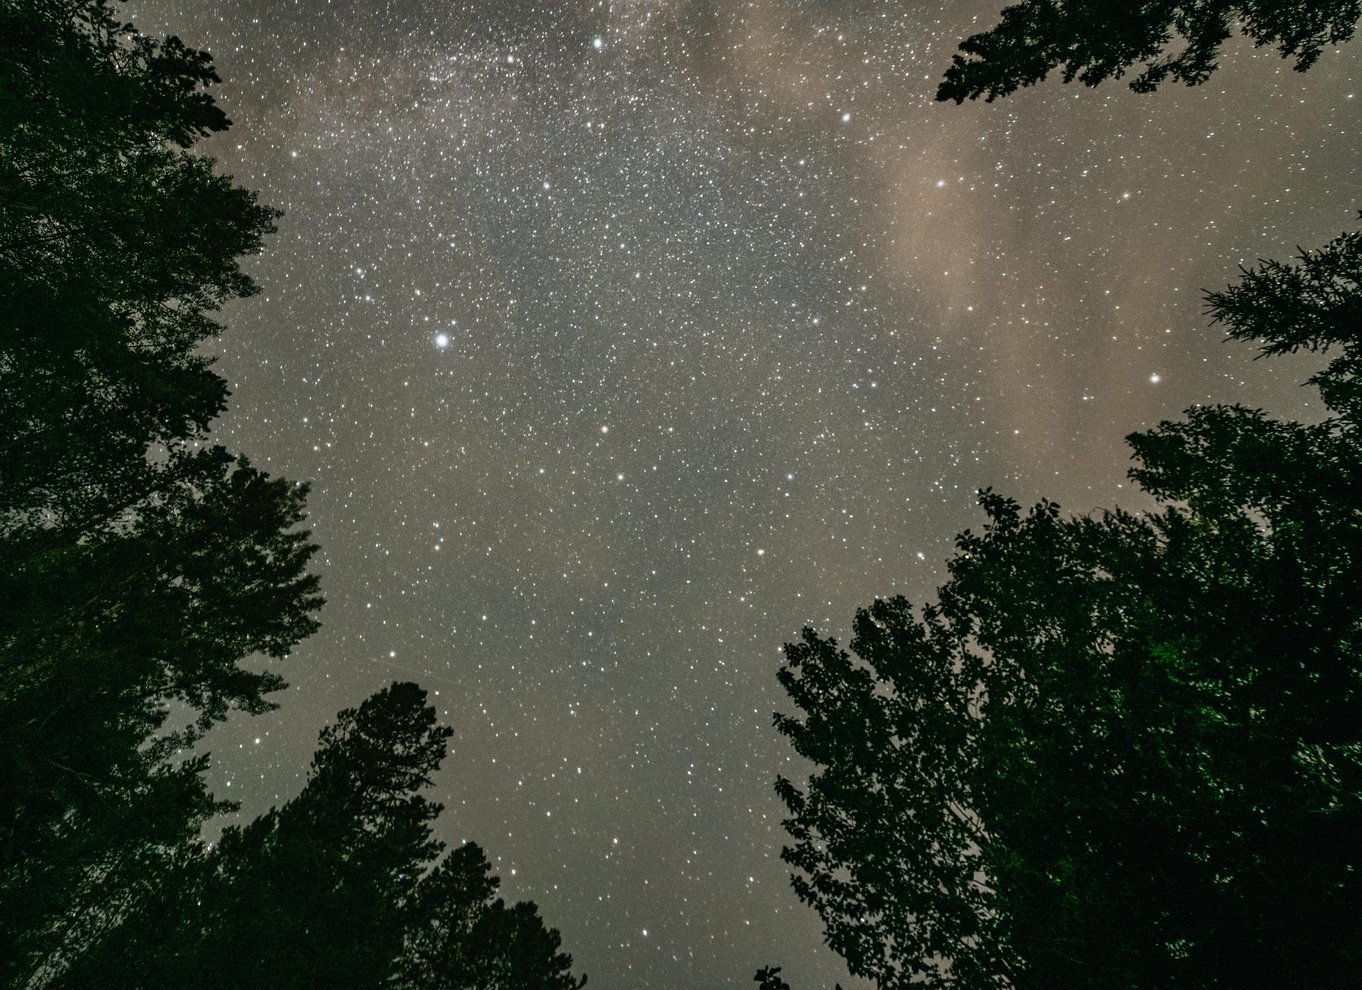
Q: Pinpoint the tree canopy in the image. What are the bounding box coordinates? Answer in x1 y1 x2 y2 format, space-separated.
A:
61 684 585 990
0 0 278 522
937 1 1362 103
2 6 585 988
773 222 1362 987
0 3 322 982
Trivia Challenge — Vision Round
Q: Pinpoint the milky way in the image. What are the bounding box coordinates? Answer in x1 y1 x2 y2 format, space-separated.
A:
125 2 1361 986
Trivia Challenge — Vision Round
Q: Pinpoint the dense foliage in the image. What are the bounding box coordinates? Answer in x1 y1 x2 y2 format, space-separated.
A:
60 684 584 990
1 4 582 987
937 1 1362 103
773 224 1362 987
0 2 321 979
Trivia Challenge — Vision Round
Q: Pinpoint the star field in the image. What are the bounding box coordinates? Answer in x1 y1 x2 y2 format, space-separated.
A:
127 2 1362 987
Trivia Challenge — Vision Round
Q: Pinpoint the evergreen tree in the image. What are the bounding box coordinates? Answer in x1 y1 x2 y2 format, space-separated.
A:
61 683 448 990
0 3 320 982
773 224 1362 987
936 1 1362 103
68 684 585 990
1 446 322 984
2 7 586 989
0 0 276 522
396 842 505 990
190 682 452 990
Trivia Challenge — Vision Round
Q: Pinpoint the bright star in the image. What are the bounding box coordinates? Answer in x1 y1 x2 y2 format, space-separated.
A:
435 333 449 348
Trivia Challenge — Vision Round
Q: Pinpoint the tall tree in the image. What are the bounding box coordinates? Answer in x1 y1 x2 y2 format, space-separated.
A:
0 2 320 983
0 0 276 522
60 683 450 990
773 223 1362 988
936 1 1362 103
65 684 586 990
396 841 585 990
396 842 505 990
1 448 322 986
186 682 453 990
2 8 583 990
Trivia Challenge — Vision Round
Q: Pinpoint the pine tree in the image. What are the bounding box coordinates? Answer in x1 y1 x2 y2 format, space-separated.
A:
67 685 586 990
0 4 320 982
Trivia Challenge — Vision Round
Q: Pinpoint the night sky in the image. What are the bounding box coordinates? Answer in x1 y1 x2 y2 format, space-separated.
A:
125 2 1360 987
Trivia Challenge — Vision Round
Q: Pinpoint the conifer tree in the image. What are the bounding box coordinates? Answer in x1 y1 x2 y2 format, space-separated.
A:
0 4 320 981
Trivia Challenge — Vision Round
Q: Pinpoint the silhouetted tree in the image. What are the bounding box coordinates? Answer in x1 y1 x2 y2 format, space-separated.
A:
751 964 843 990
460 898 586 990
0 3 319 983
396 840 585 990
0 0 276 522
3 6 583 990
66 684 585 990
395 842 504 989
1 445 322 985
191 683 451 989
774 223 1362 988
755 966 792 990
936 1 1362 103
60 683 448 989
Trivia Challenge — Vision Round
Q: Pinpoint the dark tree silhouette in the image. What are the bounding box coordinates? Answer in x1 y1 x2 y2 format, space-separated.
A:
3 6 584 990
755 966 792 990
936 1 1362 103
773 224 1362 988
0 3 320 983
1 447 322 984
59 683 450 990
187 683 452 990
751 964 843 990
396 839 585 990
0 0 276 522
396 842 504 989
64 684 585 990
0 2 278 523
